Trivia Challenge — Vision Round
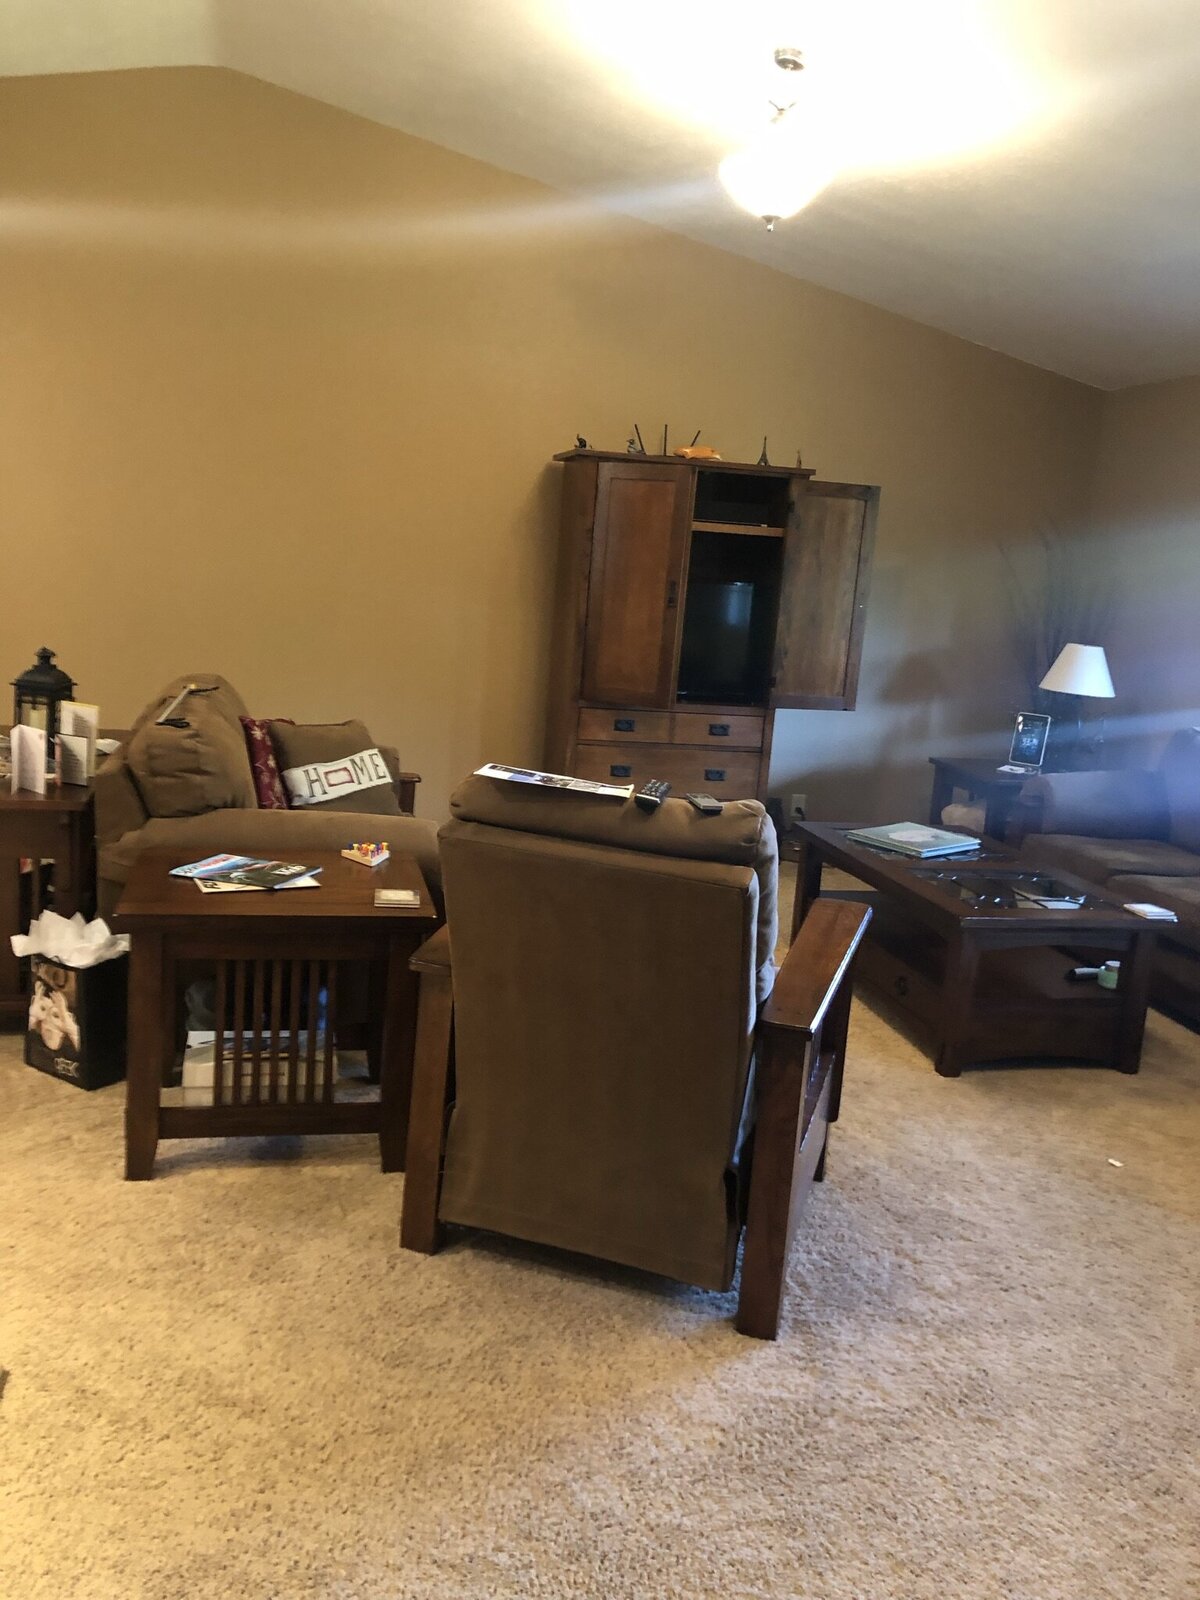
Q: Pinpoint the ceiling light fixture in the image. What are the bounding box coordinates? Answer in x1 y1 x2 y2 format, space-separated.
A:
718 45 832 231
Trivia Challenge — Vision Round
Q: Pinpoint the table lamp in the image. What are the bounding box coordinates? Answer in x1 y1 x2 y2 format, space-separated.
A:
1039 643 1114 764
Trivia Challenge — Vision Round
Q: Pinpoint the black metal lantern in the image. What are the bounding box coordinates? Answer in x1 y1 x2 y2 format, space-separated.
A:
12 647 76 750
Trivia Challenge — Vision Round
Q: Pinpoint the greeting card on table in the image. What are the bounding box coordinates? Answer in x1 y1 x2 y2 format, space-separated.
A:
56 734 89 788
59 701 100 777
10 724 47 795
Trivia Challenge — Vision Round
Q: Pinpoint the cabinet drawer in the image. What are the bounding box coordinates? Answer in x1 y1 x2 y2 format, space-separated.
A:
578 709 672 744
672 712 765 749
573 742 761 799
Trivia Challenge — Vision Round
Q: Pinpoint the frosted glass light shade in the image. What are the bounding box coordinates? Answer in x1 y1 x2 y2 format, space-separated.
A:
718 120 832 223
1039 643 1115 699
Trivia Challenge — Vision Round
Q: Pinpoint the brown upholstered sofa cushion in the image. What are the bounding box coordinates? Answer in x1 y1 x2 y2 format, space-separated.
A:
124 676 257 818
270 721 402 815
449 774 778 1002
1019 833 1200 886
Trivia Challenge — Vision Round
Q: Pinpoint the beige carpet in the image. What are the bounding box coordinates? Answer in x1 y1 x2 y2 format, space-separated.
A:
1 991 1198 1599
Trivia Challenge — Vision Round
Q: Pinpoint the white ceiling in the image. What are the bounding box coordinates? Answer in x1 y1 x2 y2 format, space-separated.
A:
4 0 1200 389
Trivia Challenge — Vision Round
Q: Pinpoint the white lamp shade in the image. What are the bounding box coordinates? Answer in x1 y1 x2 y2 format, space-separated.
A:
1039 643 1115 699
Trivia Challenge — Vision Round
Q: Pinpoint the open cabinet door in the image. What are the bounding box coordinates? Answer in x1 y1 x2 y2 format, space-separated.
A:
770 480 879 711
580 461 690 707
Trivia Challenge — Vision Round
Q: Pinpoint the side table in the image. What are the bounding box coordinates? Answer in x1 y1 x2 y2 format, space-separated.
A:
0 783 95 1028
113 849 438 1179
927 756 1036 840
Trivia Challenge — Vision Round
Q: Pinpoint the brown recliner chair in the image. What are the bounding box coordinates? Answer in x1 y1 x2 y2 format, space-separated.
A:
400 776 870 1340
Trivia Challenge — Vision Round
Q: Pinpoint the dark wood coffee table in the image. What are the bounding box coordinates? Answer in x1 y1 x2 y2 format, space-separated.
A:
114 849 437 1178
792 823 1154 1075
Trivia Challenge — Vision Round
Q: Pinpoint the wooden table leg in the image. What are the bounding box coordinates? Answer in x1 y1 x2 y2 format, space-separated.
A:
1113 931 1152 1074
377 932 421 1173
125 931 165 1180
53 815 81 917
928 766 955 826
401 965 454 1254
936 930 980 1078
791 840 824 941
0 852 23 1016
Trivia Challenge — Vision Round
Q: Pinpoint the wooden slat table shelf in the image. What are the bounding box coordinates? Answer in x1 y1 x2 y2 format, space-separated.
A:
113 848 437 1179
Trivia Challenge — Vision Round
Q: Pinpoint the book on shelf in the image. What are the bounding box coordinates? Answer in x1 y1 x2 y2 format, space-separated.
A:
170 854 322 892
845 822 981 859
475 762 635 799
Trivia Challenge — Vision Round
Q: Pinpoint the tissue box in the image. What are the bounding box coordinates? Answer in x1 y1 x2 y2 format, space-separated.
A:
24 953 128 1090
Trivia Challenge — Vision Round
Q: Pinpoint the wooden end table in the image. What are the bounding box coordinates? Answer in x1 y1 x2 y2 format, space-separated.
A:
0 783 95 1028
792 822 1154 1076
927 756 1041 839
113 849 437 1179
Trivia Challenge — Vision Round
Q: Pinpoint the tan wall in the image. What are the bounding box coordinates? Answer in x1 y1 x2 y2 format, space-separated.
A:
0 67 1103 824
1092 377 1200 761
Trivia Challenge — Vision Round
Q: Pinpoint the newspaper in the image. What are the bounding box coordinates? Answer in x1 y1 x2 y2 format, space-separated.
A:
474 762 634 799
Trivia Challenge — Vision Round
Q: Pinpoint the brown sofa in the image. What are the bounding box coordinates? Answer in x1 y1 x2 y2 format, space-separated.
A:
1015 728 1200 1024
94 674 441 917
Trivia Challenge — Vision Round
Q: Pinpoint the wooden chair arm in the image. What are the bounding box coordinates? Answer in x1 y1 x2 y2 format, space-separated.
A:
761 898 872 1038
395 771 421 816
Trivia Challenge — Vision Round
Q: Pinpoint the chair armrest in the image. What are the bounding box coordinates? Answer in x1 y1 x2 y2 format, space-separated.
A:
377 744 421 814
394 772 421 815
763 899 872 1037
410 924 451 973
1014 768 1168 840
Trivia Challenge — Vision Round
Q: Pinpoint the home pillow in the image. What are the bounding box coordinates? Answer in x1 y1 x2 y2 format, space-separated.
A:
240 716 293 810
269 721 401 815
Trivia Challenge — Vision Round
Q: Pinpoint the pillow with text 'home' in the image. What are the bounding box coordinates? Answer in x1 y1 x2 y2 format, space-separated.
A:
269 721 401 816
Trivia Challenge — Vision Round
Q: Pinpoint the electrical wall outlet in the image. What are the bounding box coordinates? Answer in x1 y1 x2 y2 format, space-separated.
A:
789 792 807 822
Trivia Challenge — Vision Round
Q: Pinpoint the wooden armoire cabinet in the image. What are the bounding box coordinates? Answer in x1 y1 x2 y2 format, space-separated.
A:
544 449 880 801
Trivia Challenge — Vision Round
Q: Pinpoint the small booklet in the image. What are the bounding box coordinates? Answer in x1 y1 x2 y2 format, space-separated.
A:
374 888 421 908
845 822 981 858
1123 902 1178 921
171 855 320 891
475 762 635 799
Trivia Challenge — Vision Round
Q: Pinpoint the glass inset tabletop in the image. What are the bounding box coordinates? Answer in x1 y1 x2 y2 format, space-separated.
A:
910 868 1112 910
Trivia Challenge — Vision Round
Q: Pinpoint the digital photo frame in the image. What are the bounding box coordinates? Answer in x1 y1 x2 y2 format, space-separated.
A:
1005 711 1052 772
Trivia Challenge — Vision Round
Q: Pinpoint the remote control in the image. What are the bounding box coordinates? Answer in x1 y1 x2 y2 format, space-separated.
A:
634 779 671 812
1065 966 1102 982
685 793 723 815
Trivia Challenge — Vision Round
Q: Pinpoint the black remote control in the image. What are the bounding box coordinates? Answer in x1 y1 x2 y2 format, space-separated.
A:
634 779 671 812
685 793 723 815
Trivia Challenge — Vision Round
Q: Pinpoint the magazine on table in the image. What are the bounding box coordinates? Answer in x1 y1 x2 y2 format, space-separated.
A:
474 762 635 799
845 822 981 859
170 855 322 891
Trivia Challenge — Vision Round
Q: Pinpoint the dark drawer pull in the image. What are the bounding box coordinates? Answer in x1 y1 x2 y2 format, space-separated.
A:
895 976 909 998
614 718 634 732
708 723 730 737
704 768 726 783
610 764 632 779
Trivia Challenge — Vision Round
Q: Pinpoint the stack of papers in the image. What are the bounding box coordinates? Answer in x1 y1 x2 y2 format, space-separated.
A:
846 823 981 859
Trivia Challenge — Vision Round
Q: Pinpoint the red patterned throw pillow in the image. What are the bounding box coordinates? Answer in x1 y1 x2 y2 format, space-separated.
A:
240 716 293 810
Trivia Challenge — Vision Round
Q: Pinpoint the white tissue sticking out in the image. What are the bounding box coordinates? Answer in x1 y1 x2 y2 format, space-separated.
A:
10 911 130 968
